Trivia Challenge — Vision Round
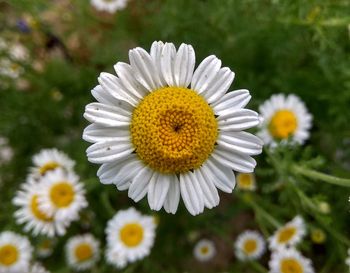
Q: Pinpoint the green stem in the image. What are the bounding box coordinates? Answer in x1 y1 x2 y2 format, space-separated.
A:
100 190 116 217
249 261 269 273
292 165 350 187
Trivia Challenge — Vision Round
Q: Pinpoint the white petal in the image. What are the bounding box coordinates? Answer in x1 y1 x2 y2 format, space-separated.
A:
195 168 219 209
174 43 195 87
83 124 130 143
203 158 235 193
129 47 160 91
98 72 139 106
180 172 204 215
84 102 131 127
114 62 148 99
86 140 133 164
150 41 167 86
217 131 263 156
202 67 234 104
97 162 122 185
212 147 257 173
164 176 180 214
128 166 153 202
160 42 176 86
191 55 221 94
147 173 171 211
218 109 260 131
212 89 251 115
91 85 118 105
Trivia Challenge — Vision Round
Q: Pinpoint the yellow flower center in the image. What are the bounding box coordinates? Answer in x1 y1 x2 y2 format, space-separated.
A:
280 258 304 273
131 87 218 174
30 195 53 221
200 246 209 255
237 173 255 189
39 161 60 175
242 239 257 254
120 223 144 247
74 243 93 262
311 229 325 244
277 226 297 243
0 245 19 266
269 110 297 139
49 182 75 208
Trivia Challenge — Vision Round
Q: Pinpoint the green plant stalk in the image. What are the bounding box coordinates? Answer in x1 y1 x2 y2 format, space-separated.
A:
249 261 269 273
292 165 350 187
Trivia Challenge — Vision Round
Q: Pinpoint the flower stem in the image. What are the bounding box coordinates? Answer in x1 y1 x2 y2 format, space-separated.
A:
249 261 269 273
292 165 350 187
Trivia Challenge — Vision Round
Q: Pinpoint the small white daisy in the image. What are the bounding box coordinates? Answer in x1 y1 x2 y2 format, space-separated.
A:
193 239 216 262
31 148 75 178
0 231 32 273
105 207 156 269
83 41 263 216
269 215 306 250
66 234 100 271
29 262 50 273
269 248 315 273
236 173 256 191
13 177 69 237
234 230 266 261
38 168 88 222
91 0 129 13
36 239 56 258
258 94 312 146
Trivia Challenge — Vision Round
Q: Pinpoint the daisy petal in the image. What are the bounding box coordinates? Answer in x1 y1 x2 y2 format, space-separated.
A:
160 43 177 86
212 89 251 115
86 140 133 164
191 55 221 94
128 166 153 202
180 172 204 215
212 147 257 173
217 131 263 156
84 102 131 127
174 43 195 87
147 173 171 211
83 124 130 143
163 176 180 214
150 41 167 86
195 169 219 209
204 158 235 193
114 155 144 190
218 109 260 131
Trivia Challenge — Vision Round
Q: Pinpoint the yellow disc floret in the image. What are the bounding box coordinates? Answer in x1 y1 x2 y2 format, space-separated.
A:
39 162 60 175
0 245 18 266
120 223 144 247
74 243 93 262
243 239 257 254
31 195 53 221
49 182 75 208
131 87 218 174
269 110 297 139
277 226 297 243
280 258 303 273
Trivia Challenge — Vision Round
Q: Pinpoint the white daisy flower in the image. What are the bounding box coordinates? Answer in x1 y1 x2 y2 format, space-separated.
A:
83 41 263 216
258 94 312 146
13 177 69 237
29 262 50 273
38 168 88 222
234 230 266 261
31 148 75 178
9 43 29 62
193 239 216 262
236 173 256 191
269 216 306 250
105 207 156 268
91 0 129 13
36 239 56 258
0 231 32 273
269 248 315 273
66 234 100 271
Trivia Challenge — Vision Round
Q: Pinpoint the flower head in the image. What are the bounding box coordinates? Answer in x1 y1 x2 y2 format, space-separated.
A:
236 173 257 191
269 248 314 273
234 230 266 261
193 239 216 262
258 94 312 146
91 0 129 13
83 41 263 215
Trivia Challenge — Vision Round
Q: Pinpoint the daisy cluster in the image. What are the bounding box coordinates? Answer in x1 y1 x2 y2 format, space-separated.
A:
13 148 87 237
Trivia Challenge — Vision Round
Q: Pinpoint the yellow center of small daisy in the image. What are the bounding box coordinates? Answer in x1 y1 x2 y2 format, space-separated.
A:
120 223 144 247
277 226 297 243
311 229 325 244
242 239 257 254
0 245 19 266
200 246 209 255
269 110 297 139
39 161 60 175
50 182 75 208
31 195 53 221
237 173 254 189
280 258 304 273
131 87 218 174
74 243 93 262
